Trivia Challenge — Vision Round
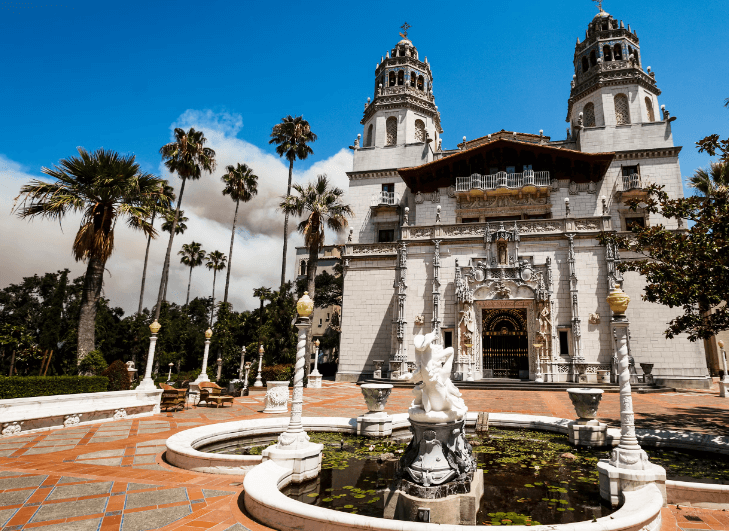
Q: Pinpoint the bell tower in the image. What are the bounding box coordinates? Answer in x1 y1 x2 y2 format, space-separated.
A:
352 25 443 172
567 6 675 153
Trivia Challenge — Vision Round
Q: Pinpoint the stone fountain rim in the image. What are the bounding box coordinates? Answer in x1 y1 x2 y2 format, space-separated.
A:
566 387 605 394
360 383 394 389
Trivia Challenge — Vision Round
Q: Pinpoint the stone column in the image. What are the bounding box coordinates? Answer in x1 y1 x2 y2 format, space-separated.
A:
391 243 408 378
254 345 264 387
432 240 442 342
566 234 584 381
193 329 212 384
137 320 161 391
238 346 246 380
719 340 728 398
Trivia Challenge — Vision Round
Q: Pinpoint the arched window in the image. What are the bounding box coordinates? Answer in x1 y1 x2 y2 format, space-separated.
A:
300 260 307 276
590 50 597 67
603 45 612 61
414 119 425 142
645 97 655 122
614 93 630 125
583 102 596 127
417 75 424 91
386 116 397 146
582 56 589 72
397 70 404 86
388 71 396 87
410 72 416 87
366 124 373 147
613 44 623 60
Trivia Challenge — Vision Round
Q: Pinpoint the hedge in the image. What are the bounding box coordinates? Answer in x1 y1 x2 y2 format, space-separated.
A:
0 376 109 399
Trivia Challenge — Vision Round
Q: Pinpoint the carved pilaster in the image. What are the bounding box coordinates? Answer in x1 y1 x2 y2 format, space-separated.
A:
392 243 408 364
566 234 583 368
432 240 442 342
605 240 623 291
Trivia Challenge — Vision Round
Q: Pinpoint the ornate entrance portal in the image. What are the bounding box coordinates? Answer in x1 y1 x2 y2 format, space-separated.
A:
482 308 529 379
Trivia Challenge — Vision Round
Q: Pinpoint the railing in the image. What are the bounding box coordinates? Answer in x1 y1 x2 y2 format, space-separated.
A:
455 170 550 192
371 191 397 207
621 173 642 191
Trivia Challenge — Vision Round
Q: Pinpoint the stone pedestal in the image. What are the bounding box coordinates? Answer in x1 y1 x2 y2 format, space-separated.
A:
597 457 666 507
384 470 483 525
597 370 610 383
307 373 322 388
372 360 384 379
719 380 729 398
357 383 393 437
569 419 608 447
262 381 289 414
261 437 323 483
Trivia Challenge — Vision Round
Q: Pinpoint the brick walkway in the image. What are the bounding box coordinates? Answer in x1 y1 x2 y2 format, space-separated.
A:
0 382 727 530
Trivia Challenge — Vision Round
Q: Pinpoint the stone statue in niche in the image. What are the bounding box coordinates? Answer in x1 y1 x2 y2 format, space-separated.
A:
539 306 552 336
589 313 600 324
498 242 508 265
405 330 467 422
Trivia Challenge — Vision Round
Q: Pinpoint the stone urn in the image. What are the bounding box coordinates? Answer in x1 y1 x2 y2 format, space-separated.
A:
262 381 289 414
566 388 604 423
606 284 630 316
360 383 393 414
639 363 654 375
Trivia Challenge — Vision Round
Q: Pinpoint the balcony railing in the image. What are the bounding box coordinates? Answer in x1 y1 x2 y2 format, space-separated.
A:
371 191 397 207
621 173 642 191
455 170 550 193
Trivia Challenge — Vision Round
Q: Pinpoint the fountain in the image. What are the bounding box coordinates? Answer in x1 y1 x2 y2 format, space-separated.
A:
383 330 482 524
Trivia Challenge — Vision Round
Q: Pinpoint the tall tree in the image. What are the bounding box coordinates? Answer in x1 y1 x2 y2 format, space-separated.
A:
162 209 188 235
221 163 259 304
279 174 353 303
206 251 227 325
253 286 272 355
138 183 175 315
155 128 216 320
178 242 206 305
269 116 317 286
14 148 163 365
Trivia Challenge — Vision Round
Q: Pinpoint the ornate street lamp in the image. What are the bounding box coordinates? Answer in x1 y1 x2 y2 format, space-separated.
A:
138 320 161 391
254 344 264 387
167 362 174 382
193 329 213 385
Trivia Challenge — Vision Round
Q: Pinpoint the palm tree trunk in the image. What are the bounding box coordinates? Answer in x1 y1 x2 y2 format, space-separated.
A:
154 177 187 320
137 210 156 314
305 245 318 381
186 265 193 305
280 159 294 287
210 270 218 326
77 257 105 368
224 199 240 304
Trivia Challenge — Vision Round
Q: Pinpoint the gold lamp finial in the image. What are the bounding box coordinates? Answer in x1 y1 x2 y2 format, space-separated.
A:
204 328 213 339
149 320 161 334
296 292 314 318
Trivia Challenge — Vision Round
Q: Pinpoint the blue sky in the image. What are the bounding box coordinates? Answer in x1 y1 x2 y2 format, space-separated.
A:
0 0 726 313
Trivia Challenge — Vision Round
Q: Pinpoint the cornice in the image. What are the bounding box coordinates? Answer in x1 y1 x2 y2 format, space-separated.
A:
346 169 401 181
612 146 682 160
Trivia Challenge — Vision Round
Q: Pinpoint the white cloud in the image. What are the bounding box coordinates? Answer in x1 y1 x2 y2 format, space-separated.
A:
0 110 353 315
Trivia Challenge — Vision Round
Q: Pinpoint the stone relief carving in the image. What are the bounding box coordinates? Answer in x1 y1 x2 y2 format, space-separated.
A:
265 386 289 407
113 409 127 420
569 181 579 195
575 219 599 230
1 422 22 436
589 313 600 324
64 414 81 427
415 192 424 204
351 243 398 254
410 228 433 239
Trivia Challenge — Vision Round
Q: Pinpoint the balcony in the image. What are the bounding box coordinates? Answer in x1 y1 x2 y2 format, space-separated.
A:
621 173 642 191
619 173 648 201
370 191 399 210
456 170 550 194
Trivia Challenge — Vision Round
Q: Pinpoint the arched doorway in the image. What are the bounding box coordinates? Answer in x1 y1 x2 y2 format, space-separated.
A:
482 308 529 379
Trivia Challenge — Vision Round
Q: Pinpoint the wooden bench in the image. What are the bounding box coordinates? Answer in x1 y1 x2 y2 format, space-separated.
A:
160 384 187 411
198 382 234 408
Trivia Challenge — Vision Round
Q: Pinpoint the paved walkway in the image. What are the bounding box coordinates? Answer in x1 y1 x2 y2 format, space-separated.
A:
0 382 727 530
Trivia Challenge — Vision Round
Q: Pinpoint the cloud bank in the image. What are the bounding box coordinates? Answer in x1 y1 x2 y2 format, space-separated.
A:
0 110 353 315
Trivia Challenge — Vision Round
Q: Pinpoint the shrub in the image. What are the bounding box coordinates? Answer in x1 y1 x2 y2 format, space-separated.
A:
78 350 108 375
0 376 109 399
102 360 131 391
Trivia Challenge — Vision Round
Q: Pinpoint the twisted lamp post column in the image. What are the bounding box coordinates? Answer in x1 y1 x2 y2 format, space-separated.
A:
138 320 161 391
194 329 212 384
254 345 264 387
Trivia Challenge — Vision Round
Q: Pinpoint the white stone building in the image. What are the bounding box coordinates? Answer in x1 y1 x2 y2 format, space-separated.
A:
336 12 710 388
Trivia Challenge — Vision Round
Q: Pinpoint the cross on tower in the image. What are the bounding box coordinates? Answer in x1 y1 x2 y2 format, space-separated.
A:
399 22 411 39
592 0 604 12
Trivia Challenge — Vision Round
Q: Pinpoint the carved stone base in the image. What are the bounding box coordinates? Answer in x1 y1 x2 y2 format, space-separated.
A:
568 420 608 447
262 381 289 414
261 439 323 484
356 412 393 437
383 470 483 525
719 380 729 398
307 374 322 388
597 458 666 507
399 418 476 487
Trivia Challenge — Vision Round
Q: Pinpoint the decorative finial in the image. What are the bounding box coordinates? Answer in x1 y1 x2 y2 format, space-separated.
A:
399 22 411 39
592 0 604 12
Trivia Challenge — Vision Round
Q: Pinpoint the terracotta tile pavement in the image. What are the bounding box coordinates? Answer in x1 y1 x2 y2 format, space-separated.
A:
0 381 727 530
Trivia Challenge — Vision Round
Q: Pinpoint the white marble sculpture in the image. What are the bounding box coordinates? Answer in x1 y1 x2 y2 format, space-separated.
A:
405 330 467 422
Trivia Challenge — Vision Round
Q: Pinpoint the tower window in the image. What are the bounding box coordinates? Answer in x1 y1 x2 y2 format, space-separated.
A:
366 124 373 147
603 45 612 61
386 116 397 146
583 102 596 127
590 50 597 67
613 44 623 60
414 119 425 142
645 97 655 122
378 229 395 242
417 75 424 91
388 71 396 87
559 330 570 356
581 56 589 72
614 93 630 125
397 70 404 86
410 71 416 87
300 259 307 276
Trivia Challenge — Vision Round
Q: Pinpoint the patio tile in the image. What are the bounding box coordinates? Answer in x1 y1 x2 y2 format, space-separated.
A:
0 475 46 490
23 445 75 455
132 455 156 465
121 504 191 531
57 476 91 484
30 497 107 522
26 517 103 530
127 483 158 491
125 487 188 509
0 488 35 507
47 481 113 500
0 508 18 527
77 449 126 459
75 458 123 466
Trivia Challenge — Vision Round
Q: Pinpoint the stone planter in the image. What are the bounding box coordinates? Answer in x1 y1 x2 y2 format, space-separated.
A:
566 388 604 422
262 381 289 414
360 383 393 413
640 363 655 384
357 383 393 437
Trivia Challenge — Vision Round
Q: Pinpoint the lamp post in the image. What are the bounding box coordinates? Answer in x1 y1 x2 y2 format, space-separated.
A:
167 362 174 383
309 338 323 388
216 357 223 381
534 343 544 383
242 361 251 396
719 340 728 398
137 320 161 391
238 346 246 380
464 342 474 381
254 345 264 387
193 329 213 385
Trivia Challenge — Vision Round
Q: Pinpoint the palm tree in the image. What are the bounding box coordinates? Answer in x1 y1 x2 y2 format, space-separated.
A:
178 242 206 305
279 174 354 300
269 116 317 286
138 183 175 315
162 209 188 235
155 127 216 321
253 286 272 356
221 163 259 304
206 251 227 325
688 162 728 196
14 148 164 365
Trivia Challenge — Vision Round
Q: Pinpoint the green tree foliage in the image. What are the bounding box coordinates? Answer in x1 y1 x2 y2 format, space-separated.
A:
599 133 729 341
101 359 131 391
78 349 108 375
